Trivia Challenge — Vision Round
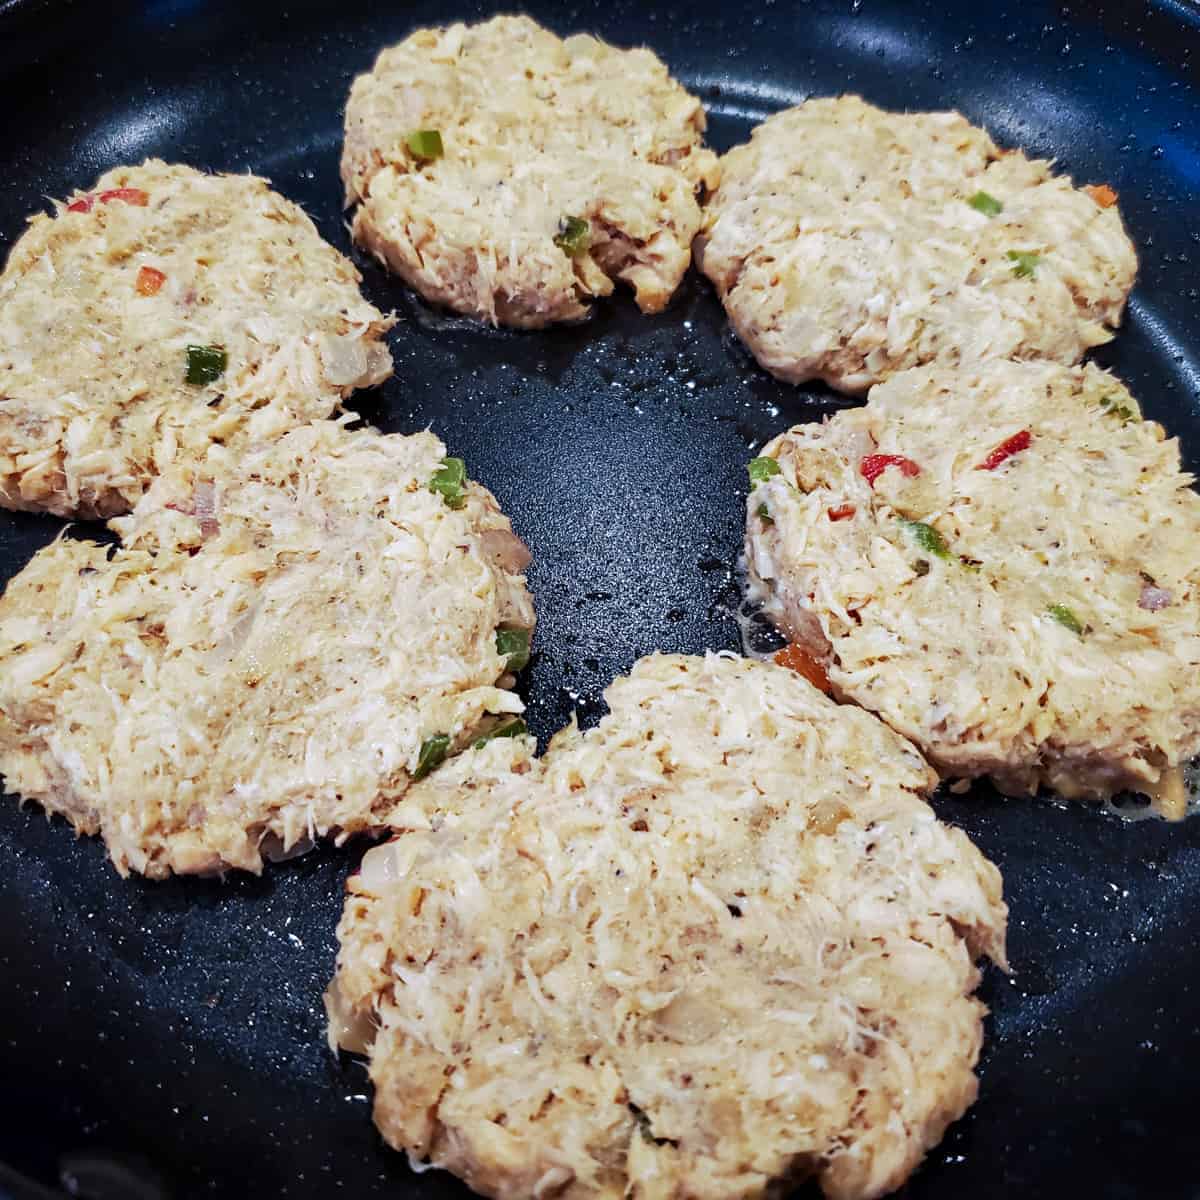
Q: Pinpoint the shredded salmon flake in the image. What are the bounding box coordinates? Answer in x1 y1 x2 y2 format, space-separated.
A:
1085 183 1118 209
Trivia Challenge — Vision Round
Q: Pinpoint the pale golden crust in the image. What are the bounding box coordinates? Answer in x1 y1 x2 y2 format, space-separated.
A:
699 96 1137 393
0 422 533 878
746 359 1200 800
328 653 1006 1200
0 160 394 518
342 16 719 328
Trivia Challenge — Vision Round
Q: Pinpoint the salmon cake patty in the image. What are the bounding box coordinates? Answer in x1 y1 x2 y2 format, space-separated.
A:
745 359 1200 808
0 160 394 518
342 15 718 328
327 652 1006 1200
0 422 534 878
698 96 1136 393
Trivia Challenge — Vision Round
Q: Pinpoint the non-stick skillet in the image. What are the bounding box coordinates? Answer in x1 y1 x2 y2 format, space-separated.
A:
1 1 1198 1197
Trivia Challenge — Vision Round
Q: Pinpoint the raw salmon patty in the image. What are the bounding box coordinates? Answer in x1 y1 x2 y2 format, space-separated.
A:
0 160 393 518
745 359 1200 808
0 422 534 877
327 652 1006 1200
698 96 1136 393
342 16 718 328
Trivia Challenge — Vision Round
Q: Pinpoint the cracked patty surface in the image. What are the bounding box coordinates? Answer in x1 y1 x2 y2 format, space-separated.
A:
327 652 1006 1200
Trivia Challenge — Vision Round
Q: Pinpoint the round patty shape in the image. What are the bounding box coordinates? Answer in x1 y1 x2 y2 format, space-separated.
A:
327 652 1007 1200
0 421 534 878
698 95 1137 394
0 160 394 519
745 359 1200 804
342 16 719 328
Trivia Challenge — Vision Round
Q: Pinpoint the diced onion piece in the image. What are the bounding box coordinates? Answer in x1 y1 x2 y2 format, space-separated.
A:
260 833 315 862
653 993 727 1042
480 528 532 574
320 334 370 386
323 978 376 1055
359 840 407 890
1138 583 1172 612
192 480 216 518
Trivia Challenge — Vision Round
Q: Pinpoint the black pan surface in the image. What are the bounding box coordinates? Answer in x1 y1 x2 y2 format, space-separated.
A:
1 2 1199 1197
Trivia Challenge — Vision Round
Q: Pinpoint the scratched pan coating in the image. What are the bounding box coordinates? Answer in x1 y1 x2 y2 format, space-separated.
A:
0 1 1199 1198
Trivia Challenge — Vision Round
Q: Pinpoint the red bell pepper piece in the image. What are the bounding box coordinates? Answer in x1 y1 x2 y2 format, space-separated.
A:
136 266 166 296
860 453 921 487
774 643 832 694
976 430 1032 471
